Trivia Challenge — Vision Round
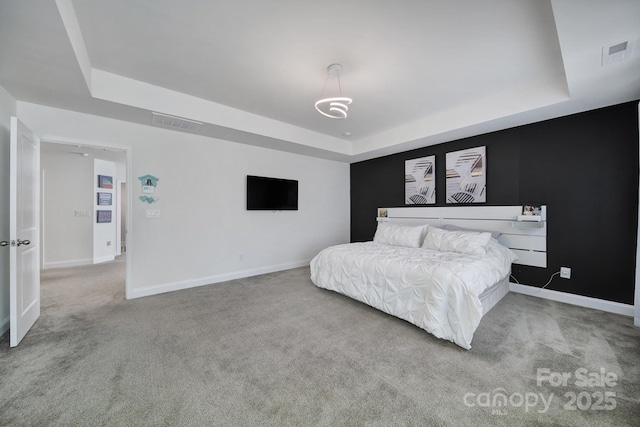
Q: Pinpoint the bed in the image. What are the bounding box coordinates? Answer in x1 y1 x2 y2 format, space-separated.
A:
310 206 545 349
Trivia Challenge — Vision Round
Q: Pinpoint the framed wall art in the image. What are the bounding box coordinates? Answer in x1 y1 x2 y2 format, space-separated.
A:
445 146 486 204
405 155 435 204
98 175 113 189
96 210 112 223
97 192 112 206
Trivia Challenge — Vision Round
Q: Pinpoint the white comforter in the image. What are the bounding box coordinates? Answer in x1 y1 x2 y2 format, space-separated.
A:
310 240 513 349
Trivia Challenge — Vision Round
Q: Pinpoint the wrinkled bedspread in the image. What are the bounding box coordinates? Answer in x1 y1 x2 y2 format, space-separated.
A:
310 241 512 349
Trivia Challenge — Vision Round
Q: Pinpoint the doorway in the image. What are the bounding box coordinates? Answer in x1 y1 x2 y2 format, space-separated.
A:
39 140 131 301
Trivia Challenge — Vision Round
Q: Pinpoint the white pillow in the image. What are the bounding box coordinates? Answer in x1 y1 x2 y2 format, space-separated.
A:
422 226 491 256
373 222 427 248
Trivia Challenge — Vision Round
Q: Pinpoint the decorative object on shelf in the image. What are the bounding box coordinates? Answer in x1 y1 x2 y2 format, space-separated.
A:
446 146 486 204
405 155 435 205
139 195 159 204
517 204 543 222
521 204 542 216
97 192 112 206
98 175 113 189
378 208 388 218
513 204 546 228
138 174 159 194
314 64 352 119
96 210 112 223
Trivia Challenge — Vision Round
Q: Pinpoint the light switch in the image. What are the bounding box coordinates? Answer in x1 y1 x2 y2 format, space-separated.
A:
146 209 161 218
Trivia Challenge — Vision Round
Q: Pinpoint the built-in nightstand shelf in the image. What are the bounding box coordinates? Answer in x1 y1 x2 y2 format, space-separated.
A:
512 219 545 229
517 215 542 222
513 214 544 228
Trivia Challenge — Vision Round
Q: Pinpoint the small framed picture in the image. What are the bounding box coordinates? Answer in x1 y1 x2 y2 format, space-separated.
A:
522 204 542 216
378 208 388 218
98 175 113 189
97 210 112 223
97 192 112 206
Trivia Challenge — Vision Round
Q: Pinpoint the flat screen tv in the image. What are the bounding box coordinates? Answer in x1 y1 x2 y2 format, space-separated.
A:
246 175 298 211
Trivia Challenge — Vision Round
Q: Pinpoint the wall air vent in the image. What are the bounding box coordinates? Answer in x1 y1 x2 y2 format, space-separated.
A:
151 112 203 132
602 39 635 66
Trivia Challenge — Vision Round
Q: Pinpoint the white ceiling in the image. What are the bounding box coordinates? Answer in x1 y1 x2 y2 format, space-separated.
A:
0 0 638 162
40 140 126 164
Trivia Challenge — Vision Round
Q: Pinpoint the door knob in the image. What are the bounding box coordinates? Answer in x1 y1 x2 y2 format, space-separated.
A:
17 239 30 246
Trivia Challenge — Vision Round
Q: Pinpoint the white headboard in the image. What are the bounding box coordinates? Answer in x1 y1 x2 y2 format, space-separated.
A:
377 206 547 268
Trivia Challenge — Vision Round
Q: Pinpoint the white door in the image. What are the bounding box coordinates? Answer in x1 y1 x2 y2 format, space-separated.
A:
8 117 40 347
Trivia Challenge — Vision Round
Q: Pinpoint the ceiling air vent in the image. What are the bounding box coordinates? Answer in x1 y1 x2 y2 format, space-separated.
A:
602 39 635 66
151 112 203 132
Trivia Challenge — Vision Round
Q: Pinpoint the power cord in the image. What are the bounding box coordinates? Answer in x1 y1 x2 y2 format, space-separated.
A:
511 271 561 293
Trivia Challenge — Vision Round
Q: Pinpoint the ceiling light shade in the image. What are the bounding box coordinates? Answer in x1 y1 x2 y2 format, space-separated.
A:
315 64 352 119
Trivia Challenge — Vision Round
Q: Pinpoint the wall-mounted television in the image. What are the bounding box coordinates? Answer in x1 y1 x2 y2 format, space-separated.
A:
246 175 298 211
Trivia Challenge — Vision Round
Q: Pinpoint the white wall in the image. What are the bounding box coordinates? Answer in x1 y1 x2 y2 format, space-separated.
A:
0 85 17 336
41 146 126 268
93 159 117 264
18 102 350 298
41 148 94 267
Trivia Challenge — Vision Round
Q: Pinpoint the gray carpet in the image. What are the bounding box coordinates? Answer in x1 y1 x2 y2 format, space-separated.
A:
1 259 639 426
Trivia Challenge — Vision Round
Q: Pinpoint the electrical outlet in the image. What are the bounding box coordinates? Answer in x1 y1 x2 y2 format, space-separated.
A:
560 267 571 279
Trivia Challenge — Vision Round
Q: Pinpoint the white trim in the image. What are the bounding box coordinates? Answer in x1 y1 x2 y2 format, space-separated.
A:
125 147 133 299
93 255 115 265
636 101 640 327
115 179 123 257
510 283 634 317
43 258 93 269
129 260 311 299
41 168 45 269
0 315 9 337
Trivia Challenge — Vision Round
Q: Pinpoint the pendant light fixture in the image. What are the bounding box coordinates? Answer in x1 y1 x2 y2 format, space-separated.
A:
314 64 352 119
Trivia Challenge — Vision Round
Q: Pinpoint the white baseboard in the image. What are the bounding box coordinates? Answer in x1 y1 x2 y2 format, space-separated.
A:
93 255 115 265
509 283 634 317
129 259 311 299
43 258 93 269
0 315 9 337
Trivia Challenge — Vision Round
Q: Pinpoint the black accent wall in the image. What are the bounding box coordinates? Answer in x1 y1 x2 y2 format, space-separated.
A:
351 101 639 305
